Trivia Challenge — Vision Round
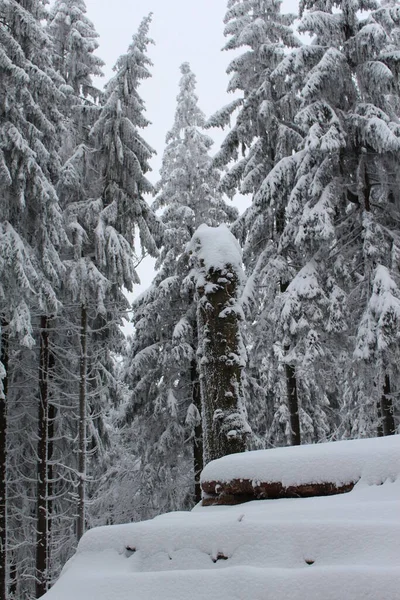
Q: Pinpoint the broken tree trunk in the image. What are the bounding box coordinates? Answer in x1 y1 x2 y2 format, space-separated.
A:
189 225 248 465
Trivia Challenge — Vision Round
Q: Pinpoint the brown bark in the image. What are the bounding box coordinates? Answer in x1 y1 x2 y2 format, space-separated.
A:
77 306 88 542
36 316 50 598
202 478 355 506
197 264 247 464
380 374 396 436
0 317 8 600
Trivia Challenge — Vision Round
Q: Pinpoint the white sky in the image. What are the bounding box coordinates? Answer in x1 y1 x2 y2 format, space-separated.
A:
82 0 298 328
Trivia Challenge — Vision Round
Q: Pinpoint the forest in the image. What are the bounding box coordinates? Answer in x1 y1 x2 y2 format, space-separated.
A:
0 0 400 598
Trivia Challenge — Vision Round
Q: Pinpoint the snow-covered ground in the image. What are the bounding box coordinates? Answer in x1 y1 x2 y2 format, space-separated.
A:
44 436 400 600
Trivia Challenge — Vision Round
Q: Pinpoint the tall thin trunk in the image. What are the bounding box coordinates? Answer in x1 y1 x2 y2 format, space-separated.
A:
36 316 50 599
191 357 203 504
77 306 87 542
47 350 56 567
376 402 383 437
0 317 9 600
284 357 301 446
280 282 301 446
381 374 395 436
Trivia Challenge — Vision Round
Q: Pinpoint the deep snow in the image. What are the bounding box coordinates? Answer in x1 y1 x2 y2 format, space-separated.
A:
43 435 400 600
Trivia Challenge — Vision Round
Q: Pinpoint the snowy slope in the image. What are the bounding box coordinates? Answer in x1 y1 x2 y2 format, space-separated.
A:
44 436 400 600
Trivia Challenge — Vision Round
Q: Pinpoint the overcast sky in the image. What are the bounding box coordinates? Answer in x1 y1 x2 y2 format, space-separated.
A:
83 0 297 325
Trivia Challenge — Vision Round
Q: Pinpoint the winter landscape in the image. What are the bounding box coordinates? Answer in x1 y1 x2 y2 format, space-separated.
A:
1 0 400 599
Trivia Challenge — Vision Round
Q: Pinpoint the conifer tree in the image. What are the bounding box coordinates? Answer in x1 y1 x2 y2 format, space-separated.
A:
55 13 161 548
285 0 400 438
124 63 237 513
48 0 104 99
0 1 68 596
209 0 303 446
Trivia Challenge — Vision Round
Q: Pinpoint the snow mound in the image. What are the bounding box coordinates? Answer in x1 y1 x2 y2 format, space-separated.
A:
201 434 400 488
43 436 400 600
188 223 243 274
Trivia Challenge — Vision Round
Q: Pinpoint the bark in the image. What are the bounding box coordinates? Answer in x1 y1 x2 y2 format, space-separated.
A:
0 317 9 600
36 316 50 599
202 478 355 506
191 357 203 504
77 306 88 542
280 282 301 446
47 350 56 549
197 265 247 464
380 374 396 436
285 358 301 446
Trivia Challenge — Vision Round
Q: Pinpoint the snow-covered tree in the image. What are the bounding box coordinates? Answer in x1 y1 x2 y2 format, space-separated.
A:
209 0 305 446
124 62 238 513
0 1 68 596
285 0 400 438
48 0 104 99
52 13 161 556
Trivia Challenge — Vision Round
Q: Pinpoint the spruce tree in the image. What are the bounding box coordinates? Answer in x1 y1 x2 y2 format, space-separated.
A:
287 0 400 438
54 13 161 549
209 0 304 446
0 1 67 597
124 63 238 514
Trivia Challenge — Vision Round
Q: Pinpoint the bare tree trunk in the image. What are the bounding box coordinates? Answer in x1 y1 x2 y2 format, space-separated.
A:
191 357 203 504
381 374 395 436
36 316 50 598
196 264 247 464
0 317 9 600
77 306 87 542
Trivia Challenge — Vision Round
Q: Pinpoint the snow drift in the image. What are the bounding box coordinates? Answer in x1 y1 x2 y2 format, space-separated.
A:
43 435 400 600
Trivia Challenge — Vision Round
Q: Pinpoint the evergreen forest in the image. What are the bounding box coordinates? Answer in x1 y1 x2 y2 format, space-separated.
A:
0 0 399 598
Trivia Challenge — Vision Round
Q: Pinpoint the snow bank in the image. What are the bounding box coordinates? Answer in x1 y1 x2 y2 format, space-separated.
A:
201 434 400 488
43 436 400 600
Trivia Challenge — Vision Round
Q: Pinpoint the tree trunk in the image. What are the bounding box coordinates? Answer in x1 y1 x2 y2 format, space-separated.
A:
77 306 88 542
380 374 396 436
280 282 301 446
196 265 247 464
191 357 203 504
36 316 50 599
285 358 301 446
47 350 56 567
0 317 9 600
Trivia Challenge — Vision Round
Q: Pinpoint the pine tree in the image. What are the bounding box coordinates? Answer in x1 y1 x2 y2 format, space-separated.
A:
124 63 238 514
209 0 304 446
53 13 160 552
48 0 104 99
287 0 400 438
0 1 68 597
